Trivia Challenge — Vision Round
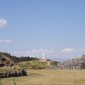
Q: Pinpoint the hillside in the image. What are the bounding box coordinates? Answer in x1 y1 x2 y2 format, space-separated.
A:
0 52 38 63
0 52 60 69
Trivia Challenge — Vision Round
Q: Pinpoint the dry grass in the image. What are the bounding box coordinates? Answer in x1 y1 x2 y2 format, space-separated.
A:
1 69 85 85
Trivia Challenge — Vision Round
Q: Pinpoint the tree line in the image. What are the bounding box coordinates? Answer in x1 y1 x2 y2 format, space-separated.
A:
0 52 38 63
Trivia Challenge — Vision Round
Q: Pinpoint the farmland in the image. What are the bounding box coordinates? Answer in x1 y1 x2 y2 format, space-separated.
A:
1 69 85 85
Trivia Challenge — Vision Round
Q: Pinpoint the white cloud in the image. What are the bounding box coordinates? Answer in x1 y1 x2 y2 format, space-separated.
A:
0 39 12 43
62 48 75 53
0 18 7 28
31 48 54 54
12 48 85 61
12 48 55 57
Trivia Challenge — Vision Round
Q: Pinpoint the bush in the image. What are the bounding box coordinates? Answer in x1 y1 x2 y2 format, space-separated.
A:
27 61 48 69
19 61 48 69
50 61 59 66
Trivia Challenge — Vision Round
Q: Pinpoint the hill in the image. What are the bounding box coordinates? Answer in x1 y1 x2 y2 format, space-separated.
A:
0 52 60 69
0 52 38 63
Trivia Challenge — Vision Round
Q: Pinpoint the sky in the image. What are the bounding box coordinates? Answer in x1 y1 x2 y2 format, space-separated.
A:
0 0 85 61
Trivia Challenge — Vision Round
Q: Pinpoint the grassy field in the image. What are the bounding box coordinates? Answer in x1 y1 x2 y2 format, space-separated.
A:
1 69 85 85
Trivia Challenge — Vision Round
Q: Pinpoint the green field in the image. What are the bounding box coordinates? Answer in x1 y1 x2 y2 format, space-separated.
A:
1 69 85 85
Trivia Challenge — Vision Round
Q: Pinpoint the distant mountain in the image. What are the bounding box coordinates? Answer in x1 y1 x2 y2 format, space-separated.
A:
49 56 70 62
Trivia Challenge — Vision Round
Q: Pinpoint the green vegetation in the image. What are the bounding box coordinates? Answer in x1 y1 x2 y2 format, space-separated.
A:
0 52 28 77
19 61 48 69
0 52 59 70
0 52 38 63
51 61 59 66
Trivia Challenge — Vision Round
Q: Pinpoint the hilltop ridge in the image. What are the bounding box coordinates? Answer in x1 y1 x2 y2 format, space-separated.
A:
0 52 38 63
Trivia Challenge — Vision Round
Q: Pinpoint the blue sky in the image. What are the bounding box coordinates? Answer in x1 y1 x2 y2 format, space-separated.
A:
0 0 85 61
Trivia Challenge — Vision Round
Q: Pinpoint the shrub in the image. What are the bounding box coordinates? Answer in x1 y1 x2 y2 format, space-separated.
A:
19 61 48 69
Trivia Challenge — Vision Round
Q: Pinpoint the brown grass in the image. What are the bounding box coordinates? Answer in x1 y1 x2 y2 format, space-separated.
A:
1 69 85 85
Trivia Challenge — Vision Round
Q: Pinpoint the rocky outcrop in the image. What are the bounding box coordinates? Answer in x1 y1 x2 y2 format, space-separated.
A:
0 55 14 67
57 55 85 70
